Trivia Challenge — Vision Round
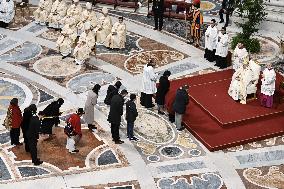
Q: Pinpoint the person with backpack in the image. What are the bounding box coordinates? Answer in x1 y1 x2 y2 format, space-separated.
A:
65 108 85 153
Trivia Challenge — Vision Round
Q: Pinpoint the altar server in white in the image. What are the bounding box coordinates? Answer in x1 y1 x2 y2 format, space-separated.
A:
204 19 218 62
232 43 248 71
215 27 229 69
104 17 126 49
260 63 276 108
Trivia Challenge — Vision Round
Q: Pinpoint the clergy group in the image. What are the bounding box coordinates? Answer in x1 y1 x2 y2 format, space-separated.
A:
33 0 127 65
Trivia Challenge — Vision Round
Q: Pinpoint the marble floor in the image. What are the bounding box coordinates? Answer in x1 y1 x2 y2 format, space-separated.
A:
0 2 284 189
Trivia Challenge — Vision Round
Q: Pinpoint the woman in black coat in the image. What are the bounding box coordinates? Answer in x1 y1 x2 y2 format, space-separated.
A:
156 70 171 114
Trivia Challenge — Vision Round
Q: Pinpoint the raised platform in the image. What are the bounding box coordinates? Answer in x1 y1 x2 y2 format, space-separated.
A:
165 70 284 151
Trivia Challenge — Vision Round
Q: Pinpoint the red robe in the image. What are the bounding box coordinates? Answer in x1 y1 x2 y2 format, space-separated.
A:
67 114 82 135
9 105 23 129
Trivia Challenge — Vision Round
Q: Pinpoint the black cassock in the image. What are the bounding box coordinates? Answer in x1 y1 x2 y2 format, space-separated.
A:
26 115 41 164
156 75 170 106
104 85 119 105
153 0 164 30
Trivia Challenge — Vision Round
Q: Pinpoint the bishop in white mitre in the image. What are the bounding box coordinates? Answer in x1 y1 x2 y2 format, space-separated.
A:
232 43 248 71
0 0 15 28
77 2 97 33
47 0 67 29
78 22 96 51
34 0 53 25
260 63 276 108
204 19 218 62
56 17 77 58
95 7 112 44
73 40 92 65
62 0 82 25
104 16 126 49
228 58 254 104
215 27 229 69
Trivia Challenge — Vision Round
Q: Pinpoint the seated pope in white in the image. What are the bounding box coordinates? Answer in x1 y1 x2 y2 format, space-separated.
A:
104 16 126 49
0 0 15 28
228 57 260 104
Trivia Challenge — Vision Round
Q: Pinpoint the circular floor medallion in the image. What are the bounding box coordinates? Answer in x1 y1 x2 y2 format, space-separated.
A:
134 109 175 144
0 78 33 117
147 155 160 163
33 56 81 77
160 145 184 158
66 72 116 94
189 149 201 157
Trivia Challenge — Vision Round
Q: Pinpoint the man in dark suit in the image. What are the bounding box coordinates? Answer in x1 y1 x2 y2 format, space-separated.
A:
126 94 138 141
104 81 122 105
153 0 164 31
173 85 189 131
108 89 128 144
26 104 43 166
219 0 235 27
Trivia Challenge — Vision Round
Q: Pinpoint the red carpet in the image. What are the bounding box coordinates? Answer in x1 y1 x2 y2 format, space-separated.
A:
165 69 284 151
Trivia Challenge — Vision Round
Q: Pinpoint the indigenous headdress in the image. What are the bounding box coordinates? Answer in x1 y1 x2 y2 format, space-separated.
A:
102 7 108 14
86 2 92 10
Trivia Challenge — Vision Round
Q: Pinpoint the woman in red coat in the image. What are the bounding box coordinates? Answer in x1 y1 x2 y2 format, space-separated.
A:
6 98 23 145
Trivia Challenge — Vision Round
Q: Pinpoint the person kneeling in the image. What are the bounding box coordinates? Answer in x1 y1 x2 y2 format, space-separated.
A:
66 108 84 153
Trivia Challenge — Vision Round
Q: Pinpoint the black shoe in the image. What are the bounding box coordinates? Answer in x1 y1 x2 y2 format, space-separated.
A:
154 27 158 30
158 111 165 115
33 160 43 166
219 20 224 23
129 137 139 141
114 140 124 144
158 28 162 31
177 127 185 131
70 149 79 153
62 56 67 59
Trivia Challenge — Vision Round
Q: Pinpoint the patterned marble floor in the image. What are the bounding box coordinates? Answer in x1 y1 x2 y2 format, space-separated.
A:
0 2 284 189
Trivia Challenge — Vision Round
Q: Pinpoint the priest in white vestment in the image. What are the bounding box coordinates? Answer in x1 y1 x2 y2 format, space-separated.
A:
78 22 96 51
62 0 82 25
77 2 97 33
104 17 126 49
0 0 15 28
232 43 248 71
47 0 67 29
215 27 229 69
95 7 112 44
34 0 53 25
260 63 276 108
204 19 218 62
73 40 92 65
141 60 158 108
56 17 77 58
228 58 254 104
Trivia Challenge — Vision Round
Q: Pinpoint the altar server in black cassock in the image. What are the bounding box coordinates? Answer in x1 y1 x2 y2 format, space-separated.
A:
104 81 122 105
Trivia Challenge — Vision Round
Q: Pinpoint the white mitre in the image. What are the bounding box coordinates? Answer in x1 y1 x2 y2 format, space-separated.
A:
86 2 92 10
84 22 91 30
102 7 108 14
